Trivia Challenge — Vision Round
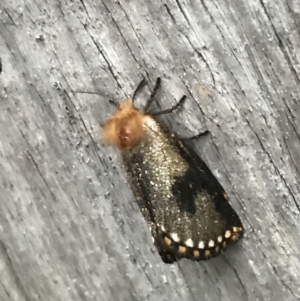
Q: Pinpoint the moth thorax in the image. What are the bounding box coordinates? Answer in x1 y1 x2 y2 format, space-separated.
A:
117 117 144 148
102 101 145 149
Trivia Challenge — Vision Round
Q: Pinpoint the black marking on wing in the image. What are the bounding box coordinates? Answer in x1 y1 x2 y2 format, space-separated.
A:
173 139 243 228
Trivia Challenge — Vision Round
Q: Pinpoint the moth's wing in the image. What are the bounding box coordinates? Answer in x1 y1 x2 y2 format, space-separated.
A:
123 149 180 263
154 137 244 261
123 150 157 224
122 120 243 263
153 233 178 264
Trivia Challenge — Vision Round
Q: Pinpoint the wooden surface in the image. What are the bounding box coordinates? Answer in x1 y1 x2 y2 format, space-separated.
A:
1 0 300 300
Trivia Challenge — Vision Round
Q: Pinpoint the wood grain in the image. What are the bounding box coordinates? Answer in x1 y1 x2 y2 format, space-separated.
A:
0 0 299 300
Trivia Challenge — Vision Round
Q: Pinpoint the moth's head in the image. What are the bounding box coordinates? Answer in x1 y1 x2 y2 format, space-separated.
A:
101 100 146 149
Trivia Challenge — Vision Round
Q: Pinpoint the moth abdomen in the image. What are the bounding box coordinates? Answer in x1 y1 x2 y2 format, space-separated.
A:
101 77 244 263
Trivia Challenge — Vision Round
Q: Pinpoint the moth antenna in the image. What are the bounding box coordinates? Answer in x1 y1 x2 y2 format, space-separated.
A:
151 95 186 116
132 77 147 105
70 90 103 96
108 99 120 109
144 77 161 113
71 90 120 109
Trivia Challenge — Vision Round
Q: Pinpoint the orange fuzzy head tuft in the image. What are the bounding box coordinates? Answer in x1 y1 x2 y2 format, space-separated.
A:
102 100 146 149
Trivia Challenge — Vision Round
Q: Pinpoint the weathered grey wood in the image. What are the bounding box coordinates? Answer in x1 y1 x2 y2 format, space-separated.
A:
0 0 299 300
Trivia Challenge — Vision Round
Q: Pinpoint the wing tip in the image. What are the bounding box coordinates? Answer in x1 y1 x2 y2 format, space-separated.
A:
153 225 244 263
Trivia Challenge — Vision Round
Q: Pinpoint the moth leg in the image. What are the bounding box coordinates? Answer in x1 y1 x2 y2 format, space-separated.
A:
132 77 147 103
144 77 162 112
179 129 210 141
150 95 186 116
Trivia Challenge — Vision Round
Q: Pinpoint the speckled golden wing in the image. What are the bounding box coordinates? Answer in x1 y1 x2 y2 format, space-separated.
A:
122 116 244 263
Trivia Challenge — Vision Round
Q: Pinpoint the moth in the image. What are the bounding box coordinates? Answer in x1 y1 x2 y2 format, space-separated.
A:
101 78 244 263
